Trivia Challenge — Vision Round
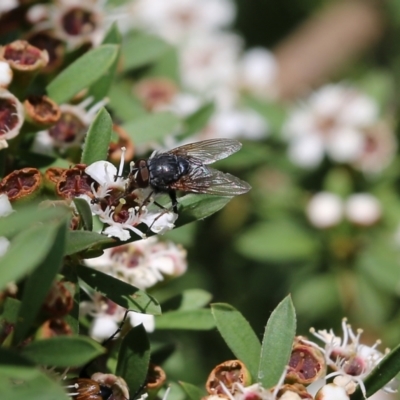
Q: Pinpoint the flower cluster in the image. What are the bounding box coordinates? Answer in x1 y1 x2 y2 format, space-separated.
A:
202 319 396 400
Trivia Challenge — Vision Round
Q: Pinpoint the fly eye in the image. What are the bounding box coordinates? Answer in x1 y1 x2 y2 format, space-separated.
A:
135 160 149 188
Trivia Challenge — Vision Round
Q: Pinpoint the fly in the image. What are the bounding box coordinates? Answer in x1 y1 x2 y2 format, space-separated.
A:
127 138 251 213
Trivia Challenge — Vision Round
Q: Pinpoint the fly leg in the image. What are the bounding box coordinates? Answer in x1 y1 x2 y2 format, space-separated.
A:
168 190 179 213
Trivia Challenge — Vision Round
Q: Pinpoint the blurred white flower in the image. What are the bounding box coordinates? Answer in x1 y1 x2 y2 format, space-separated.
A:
0 61 12 88
85 236 187 290
353 122 397 174
238 47 278 98
0 193 14 217
180 33 242 94
306 192 343 229
283 84 379 168
0 0 18 16
81 294 156 342
315 383 350 400
0 237 10 258
133 0 235 45
344 193 382 226
0 89 24 145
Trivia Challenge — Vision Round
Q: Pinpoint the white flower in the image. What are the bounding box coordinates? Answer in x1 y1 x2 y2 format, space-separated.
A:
128 312 155 333
344 193 381 226
0 193 14 217
0 0 18 15
306 192 343 229
239 47 278 98
180 33 242 94
309 318 392 397
315 383 350 400
89 315 119 342
133 0 235 45
85 236 187 290
0 61 12 88
283 84 379 168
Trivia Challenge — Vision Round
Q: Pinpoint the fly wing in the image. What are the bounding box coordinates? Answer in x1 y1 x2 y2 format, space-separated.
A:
169 167 251 196
168 139 242 165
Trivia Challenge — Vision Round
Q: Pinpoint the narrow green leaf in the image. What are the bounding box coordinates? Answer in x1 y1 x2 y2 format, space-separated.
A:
21 336 105 367
123 112 180 144
109 80 146 121
175 194 233 228
73 198 93 231
47 44 119 104
77 265 161 315
0 205 68 239
352 343 400 400
179 381 206 400
0 297 20 326
89 23 122 102
156 309 215 330
258 296 296 388
122 32 170 70
81 107 113 165
211 303 261 381
0 222 64 291
146 47 180 82
64 230 114 256
0 348 69 400
176 289 213 311
116 324 150 395
180 102 215 139
13 222 67 344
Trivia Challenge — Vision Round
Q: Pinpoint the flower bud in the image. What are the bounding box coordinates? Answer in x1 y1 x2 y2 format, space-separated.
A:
286 337 326 385
344 193 381 226
306 192 343 229
0 167 42 202
24 95 61 128
315 383 350 400
276 384 313 400
206 360 251 396
42 280 75 318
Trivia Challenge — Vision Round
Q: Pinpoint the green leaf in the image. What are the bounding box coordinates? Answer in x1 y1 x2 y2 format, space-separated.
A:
21 336 105 367
258 295 296 388
13 222 67 344
352 343 400 400
123 112 180 145
175 194 233 228
81 107 113 165
180 102 215 139
179 381 206 400
88 23 122 102
146 47 180 82
47 44 119 104
236 221 318 262
77 265 161 315
109 80 146 121
176 289 213 311
156 309 215 330
0 348 69 400
0 222 65 291
65 230 114 256
211 303 261 381
116 324 150 395
0 298 20 344
73 198 93 231
0 205 68 239
122 32 170 70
